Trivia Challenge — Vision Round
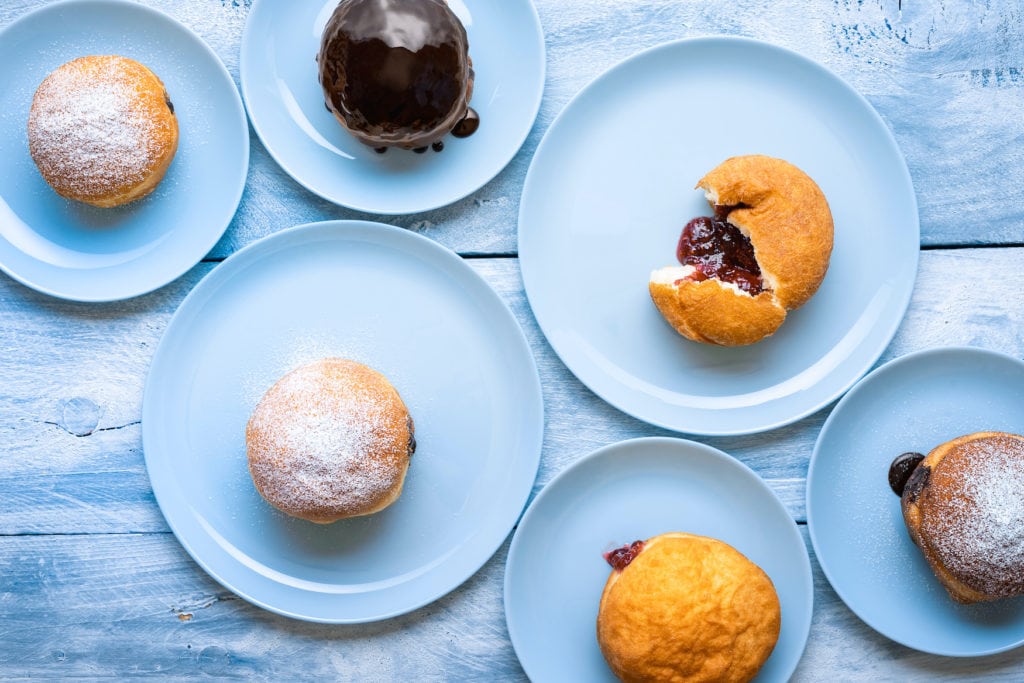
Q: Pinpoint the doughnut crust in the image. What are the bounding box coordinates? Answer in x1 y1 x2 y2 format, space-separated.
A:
597 532 781 683
28 55 178 208
246 359 415 524
901 432 1024 604
649 155 833 346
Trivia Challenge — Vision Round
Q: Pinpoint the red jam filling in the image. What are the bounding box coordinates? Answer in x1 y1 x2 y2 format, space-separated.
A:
675 205 763 295
603 540 644 571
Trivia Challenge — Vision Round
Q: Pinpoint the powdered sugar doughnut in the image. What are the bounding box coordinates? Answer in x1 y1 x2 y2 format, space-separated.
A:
900 431 1024 604
27 55 179 208
246 358 415 524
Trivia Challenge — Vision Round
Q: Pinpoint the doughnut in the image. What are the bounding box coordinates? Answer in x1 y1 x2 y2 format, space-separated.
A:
317 0 477 153
895 432 1024 604
597 532 781 683
246 358 415 524
649 155 833 346
27 55 179 208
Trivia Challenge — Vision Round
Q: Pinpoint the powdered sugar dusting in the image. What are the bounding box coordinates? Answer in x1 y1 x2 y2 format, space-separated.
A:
247 359 411 521
925 435 1024 597
28 56 167 200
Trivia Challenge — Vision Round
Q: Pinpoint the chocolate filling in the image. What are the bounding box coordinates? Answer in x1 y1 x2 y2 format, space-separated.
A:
889 452 926 496
903 463 931 503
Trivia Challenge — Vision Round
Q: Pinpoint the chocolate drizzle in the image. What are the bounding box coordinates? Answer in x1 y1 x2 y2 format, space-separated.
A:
318 0 475 150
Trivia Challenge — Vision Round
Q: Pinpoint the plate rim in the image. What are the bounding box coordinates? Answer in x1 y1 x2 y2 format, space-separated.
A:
806 345 1024 656
141 219 544 623
504 435 814 681
517 35 921 436
238 0 547 215
0 0 250 303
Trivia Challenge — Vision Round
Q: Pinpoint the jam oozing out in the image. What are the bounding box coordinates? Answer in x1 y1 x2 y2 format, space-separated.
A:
888 451 925 496
603 540 645 571
675 204 763 295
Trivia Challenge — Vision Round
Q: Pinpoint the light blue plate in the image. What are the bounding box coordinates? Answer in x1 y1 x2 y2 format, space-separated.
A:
239 0 545 214
0 0 248 302
518 37 919 435
505 437 812 681
142 221 543 623
808 347 1024 656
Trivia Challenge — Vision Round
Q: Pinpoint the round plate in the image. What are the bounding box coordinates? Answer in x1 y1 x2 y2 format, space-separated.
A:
142 220 543 623
808 347 1024 656
239 0 545 214
518 37 919 435
0 0 249 302
505 437 812 681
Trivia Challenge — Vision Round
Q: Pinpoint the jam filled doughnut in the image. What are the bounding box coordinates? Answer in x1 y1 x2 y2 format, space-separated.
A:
894 432 1024 604
317 0 477 153
246 358 415 524
28 55 179 208
597 532 781 683
649 155 833 346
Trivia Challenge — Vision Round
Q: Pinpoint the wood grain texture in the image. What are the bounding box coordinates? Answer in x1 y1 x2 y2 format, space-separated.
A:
3 529 1024 680
2 0 1024 679
2 0 1017 257
2 248 1022 535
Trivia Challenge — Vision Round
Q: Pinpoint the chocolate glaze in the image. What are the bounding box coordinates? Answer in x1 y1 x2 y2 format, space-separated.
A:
889 451 926 496
676 204 763 294
318 0 475 150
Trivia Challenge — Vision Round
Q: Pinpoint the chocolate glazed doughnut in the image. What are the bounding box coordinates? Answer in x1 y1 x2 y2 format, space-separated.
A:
317 0 477 152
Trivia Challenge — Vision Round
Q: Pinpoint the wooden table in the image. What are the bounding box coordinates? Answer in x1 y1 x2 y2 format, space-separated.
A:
3 0 1023 679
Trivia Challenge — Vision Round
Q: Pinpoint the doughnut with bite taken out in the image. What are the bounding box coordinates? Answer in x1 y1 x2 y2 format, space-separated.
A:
649 155 833 346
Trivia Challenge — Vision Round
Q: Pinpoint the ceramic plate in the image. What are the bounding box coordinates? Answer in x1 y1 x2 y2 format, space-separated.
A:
0 0 248 302
808 347 1024 655
143 221 543 622
518 37 919 435
239 0 544 214
505 437 812 681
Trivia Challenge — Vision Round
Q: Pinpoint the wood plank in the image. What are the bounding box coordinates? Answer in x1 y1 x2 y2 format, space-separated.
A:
1 249 1023 535
2 529 1023 680
3 0 1022 256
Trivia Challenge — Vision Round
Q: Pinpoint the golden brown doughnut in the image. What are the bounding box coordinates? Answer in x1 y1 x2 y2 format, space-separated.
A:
899 432 1024 604
597 532 781 683
246 358 415 524
27 55 179 208
649 155 833 346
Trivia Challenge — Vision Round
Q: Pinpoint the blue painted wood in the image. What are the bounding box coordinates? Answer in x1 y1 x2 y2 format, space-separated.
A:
2 0 1024 679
